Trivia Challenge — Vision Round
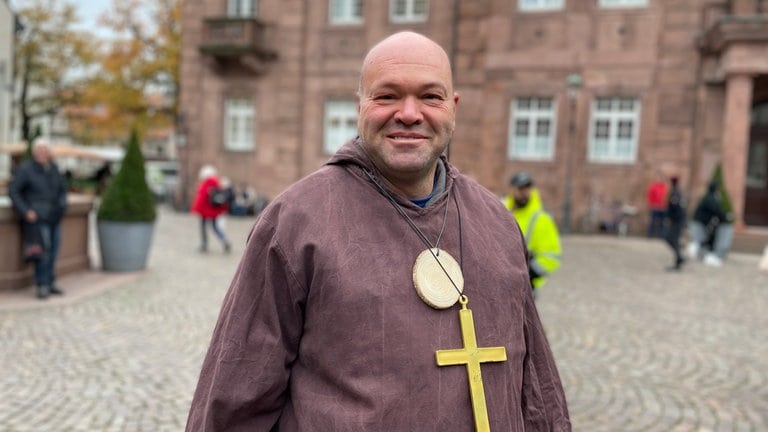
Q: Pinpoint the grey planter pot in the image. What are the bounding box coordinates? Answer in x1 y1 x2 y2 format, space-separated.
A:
97 220 155 271
713 223 734 259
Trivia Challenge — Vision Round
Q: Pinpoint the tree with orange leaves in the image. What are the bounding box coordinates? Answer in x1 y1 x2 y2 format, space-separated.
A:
71 0 181 145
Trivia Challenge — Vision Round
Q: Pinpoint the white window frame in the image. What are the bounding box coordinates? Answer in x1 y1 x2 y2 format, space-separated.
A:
323 100 358 154
508 97 557 161
330 0 363 24
228 0 257 17
587 97 641 164
224 98 255 151
389 0 428 23
518 0 564 12
598 0 648 9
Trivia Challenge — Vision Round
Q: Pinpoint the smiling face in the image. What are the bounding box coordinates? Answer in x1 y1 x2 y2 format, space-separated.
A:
357 32 459 198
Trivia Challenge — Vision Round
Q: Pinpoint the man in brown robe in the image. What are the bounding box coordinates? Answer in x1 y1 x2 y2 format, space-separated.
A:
186 31 571 431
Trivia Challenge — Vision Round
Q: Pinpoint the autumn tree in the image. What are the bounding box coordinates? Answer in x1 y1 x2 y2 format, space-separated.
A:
73 0 181 143
14 0 97 149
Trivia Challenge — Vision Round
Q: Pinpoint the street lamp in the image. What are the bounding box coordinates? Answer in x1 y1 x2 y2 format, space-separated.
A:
562 73 582 234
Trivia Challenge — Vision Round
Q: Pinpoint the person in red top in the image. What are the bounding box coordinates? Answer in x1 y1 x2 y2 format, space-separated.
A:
191 165 231 253
645 173 668 238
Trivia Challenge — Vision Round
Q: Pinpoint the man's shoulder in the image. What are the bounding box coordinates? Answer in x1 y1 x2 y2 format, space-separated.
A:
265 165 347 212
452 173 497 200
9 160 35 182
533 208 558 228
15 160 35 172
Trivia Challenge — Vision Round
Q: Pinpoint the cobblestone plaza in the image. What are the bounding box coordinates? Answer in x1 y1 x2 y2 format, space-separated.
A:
1 208 766 431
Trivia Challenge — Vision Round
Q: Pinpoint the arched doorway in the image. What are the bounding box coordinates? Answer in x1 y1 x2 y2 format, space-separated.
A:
745 100 768 226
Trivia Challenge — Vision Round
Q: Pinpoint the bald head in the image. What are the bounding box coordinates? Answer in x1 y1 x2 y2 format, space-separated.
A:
32 139 52 166
359 32 454 96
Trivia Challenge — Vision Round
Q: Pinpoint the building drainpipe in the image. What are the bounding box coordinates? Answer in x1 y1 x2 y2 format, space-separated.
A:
562 73 583 235
688 5 708 209
297 0 309 179
447 0 460 162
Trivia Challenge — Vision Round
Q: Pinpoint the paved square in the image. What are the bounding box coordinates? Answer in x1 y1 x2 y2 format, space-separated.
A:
1 208 766 431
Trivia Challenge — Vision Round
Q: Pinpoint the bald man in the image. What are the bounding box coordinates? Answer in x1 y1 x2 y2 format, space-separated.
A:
186 32 570 431
9 139 68 299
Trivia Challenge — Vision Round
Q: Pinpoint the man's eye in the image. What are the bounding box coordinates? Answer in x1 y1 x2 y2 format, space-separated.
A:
424 94 445 100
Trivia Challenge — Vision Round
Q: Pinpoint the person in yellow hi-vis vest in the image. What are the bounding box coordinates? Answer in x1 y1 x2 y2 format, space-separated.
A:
504 172 562 297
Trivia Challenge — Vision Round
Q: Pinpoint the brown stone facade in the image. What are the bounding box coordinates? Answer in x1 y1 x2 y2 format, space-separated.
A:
178 0 768 235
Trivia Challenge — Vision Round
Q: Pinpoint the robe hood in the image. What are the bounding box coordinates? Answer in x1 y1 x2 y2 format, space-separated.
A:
325 137 453 207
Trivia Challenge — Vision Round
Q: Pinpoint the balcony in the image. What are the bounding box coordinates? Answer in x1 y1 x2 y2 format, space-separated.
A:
199 17 277 72
698 15 768 54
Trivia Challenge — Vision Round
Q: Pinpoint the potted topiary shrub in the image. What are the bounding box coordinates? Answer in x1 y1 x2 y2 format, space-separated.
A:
711 163 735 260
96 128 157 271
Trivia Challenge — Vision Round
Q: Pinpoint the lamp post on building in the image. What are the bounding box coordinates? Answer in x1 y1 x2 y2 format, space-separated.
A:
562 73 582 234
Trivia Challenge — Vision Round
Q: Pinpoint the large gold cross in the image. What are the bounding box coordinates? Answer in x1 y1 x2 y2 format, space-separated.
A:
435 295 507 432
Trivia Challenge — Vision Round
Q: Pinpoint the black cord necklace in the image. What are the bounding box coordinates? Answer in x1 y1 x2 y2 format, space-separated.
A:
362 168 464 308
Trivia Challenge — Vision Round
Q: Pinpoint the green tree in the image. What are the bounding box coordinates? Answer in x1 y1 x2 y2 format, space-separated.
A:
710 163 734 221
97 128 156 222
14 0 97 148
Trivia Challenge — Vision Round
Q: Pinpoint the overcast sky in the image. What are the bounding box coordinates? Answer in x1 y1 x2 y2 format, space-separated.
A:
73 1 110 31
11 0 116 37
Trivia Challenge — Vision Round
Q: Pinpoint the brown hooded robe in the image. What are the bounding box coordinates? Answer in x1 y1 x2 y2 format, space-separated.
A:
186 139 570 431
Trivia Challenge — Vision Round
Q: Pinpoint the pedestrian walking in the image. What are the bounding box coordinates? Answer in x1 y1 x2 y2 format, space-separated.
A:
664 176 686 271
686 181 727 264
645 172 668 238
191 165 231 253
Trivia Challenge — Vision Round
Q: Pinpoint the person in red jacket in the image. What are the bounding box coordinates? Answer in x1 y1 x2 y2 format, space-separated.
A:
191 165 231 253
645 173 668 238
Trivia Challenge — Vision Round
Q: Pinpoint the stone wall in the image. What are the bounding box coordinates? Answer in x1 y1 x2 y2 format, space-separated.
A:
0 194 93 291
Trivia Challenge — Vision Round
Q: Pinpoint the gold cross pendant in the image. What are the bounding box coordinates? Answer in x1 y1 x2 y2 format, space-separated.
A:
435 295 507 432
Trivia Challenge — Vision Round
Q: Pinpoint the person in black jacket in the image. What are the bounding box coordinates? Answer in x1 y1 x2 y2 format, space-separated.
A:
686 181 728 261
664 176 687 271
9 139 68 299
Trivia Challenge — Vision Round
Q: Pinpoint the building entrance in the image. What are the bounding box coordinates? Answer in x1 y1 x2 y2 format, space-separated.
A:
745 100 768 226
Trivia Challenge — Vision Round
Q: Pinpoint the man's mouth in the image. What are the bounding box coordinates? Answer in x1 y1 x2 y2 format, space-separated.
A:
387 132 429 142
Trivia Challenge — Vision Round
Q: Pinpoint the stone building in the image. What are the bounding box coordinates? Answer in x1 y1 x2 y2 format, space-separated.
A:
177 0 768 237
0 0 16 182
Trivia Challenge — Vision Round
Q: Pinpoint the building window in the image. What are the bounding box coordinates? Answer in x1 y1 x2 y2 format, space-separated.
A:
746 141 767 188
324 100 358 154
330 0 363 24
390 0 428 23
588 97 640 163
508 97 557 161
224 98 255 151
228 0 257 17
748 102 768 188
518 0 564 12
598 0 648 8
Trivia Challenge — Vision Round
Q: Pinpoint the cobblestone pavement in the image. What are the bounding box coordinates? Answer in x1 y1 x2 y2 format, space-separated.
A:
538 236 768 432
1 207 766 431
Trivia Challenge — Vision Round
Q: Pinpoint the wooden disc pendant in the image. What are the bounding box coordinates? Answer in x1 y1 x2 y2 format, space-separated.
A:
412 248 464 309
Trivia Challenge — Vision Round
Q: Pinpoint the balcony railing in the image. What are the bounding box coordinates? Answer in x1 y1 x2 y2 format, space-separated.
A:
199 17 277 59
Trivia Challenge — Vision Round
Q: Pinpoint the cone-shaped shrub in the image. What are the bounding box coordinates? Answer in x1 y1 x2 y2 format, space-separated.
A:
710 162 734 221
97 128 156 222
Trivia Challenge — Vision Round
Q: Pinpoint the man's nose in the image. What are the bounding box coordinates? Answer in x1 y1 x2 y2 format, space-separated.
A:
394 96 424 125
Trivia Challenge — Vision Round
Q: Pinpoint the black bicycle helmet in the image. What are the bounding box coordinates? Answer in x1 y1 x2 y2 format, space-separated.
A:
509 171 534 188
